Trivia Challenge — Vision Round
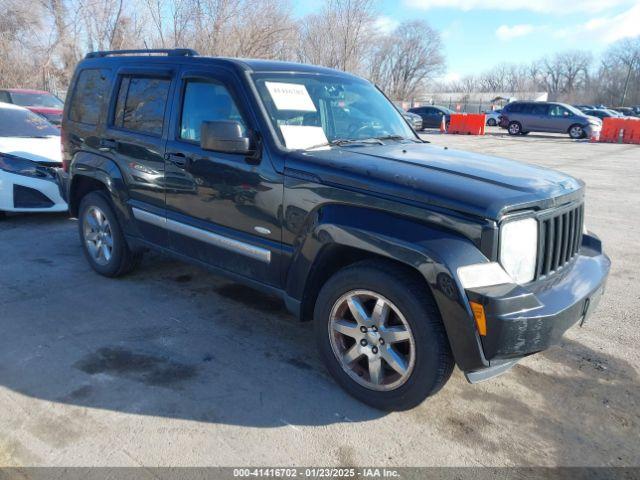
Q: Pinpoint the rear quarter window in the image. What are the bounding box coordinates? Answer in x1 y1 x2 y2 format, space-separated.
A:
69 69 111 125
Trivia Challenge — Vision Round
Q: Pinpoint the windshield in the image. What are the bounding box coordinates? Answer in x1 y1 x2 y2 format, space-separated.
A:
563 104 585 116
0 107 59 137
9 91 63 109
252 73 416 149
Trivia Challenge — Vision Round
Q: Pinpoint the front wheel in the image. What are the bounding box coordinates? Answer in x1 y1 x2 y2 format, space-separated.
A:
569 124 585 139
508 121 522 135
314 260 454 411
78 191 142 277
487 118 497 126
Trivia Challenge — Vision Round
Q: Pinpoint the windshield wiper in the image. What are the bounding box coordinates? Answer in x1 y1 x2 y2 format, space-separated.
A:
371 135 422 143
306 138 384 150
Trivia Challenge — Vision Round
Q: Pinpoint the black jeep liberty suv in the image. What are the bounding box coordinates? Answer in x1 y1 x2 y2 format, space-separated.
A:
62 49 610 410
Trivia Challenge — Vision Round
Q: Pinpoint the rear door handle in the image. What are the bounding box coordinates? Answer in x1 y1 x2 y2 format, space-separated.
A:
99 138 118 151
165 152 190 169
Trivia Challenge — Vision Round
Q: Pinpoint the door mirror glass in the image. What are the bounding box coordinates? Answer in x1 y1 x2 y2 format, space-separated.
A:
200 120 253 155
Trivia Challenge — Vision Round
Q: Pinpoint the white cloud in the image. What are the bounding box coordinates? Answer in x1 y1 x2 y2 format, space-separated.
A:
495 24 536 41
443 72 462 83
404 0 633 14
374 16 400 34
554 4 640 43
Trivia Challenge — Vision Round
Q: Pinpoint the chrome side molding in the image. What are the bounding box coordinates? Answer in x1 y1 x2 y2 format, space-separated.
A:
132 207 271 264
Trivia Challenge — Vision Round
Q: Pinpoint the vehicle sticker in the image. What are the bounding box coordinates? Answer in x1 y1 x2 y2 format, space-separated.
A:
265 82 317 112
279 125 328 150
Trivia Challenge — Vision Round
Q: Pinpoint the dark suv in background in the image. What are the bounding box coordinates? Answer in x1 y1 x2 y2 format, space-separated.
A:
499 101 602 139
61 49 610 410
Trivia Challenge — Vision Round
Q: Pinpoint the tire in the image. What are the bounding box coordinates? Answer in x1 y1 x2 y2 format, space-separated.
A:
314 260 454 411
78 191 142 277
487 118 497 127
508 121 522 135
569 124 585 139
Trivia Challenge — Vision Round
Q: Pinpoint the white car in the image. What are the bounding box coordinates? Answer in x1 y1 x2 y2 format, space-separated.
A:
0 103 67 217
484 109 502 126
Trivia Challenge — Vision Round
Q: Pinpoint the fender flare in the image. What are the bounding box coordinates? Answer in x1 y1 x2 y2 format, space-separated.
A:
285 204 490 371
68 152 137 236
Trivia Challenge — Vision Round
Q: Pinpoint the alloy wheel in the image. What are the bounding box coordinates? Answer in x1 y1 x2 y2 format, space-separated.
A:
570 126 583 139
328 290 416 391
83 206 114 266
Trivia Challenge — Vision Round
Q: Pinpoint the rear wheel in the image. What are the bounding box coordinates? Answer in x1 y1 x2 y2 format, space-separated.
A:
314 260 454 411
78 191 142 277
508 121 522 135
569 124 585 139
487 118 497 126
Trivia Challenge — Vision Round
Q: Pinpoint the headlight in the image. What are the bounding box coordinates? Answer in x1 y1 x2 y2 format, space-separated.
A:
0 154 57 180
499 217 538 284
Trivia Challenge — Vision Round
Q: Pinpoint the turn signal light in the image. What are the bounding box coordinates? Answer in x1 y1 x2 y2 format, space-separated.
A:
470 301 487 336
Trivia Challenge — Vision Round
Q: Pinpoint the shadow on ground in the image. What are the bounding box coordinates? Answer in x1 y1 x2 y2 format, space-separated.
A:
0 213 385 429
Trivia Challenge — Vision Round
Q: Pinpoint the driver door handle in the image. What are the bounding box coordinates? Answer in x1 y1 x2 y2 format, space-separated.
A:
165 152 191 169
99 138 118 151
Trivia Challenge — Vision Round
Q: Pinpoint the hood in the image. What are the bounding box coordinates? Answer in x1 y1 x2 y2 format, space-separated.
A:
286 142 584 220
0 136 62 164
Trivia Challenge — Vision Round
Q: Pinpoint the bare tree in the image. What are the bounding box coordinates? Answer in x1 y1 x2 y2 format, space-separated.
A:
531 50 591 101
298 0 376 74
369 20 445 100
144 0 194 48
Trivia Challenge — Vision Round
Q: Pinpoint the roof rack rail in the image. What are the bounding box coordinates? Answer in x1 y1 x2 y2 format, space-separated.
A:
85 48 199 59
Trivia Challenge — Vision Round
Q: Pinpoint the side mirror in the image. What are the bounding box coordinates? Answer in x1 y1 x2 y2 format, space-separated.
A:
200 120 253 155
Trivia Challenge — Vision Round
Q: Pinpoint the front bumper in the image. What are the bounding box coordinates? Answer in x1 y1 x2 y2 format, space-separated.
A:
463 233 610 381
0 170 68 212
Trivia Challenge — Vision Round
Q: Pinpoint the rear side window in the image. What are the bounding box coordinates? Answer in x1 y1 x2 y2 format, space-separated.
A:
69 69 110 125
113 76 171 136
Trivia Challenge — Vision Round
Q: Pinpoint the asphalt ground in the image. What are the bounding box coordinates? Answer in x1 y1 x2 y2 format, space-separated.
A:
0 127 638 467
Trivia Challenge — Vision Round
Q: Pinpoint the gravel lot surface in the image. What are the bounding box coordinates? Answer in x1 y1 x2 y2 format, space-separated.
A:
0 127 638 467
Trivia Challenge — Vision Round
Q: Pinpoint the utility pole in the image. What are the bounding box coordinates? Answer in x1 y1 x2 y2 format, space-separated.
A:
620 54 638 107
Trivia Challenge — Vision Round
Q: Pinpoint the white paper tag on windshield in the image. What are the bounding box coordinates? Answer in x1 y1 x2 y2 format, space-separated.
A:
280 125 328 150
266 82 317 112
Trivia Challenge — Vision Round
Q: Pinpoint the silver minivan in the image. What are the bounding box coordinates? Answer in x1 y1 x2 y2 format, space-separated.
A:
499 101 602 139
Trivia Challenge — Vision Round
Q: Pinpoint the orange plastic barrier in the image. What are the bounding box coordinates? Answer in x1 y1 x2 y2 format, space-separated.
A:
448 114 486 135
600 117 640 144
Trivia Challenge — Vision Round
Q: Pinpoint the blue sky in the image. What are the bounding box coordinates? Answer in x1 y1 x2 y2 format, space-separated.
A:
293 0 640 80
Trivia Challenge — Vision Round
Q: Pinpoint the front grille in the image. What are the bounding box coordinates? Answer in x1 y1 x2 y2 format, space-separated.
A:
536 203 584 279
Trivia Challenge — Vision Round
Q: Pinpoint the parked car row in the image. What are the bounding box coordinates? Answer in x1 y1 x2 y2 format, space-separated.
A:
0 88 64 125
575 104 640 118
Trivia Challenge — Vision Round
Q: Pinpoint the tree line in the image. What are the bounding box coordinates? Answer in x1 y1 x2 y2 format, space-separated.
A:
1 0 639 106
435 38 640 107
0 0 444 101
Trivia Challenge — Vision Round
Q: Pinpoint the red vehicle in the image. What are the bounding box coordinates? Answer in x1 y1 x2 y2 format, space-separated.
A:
0 88 64 125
